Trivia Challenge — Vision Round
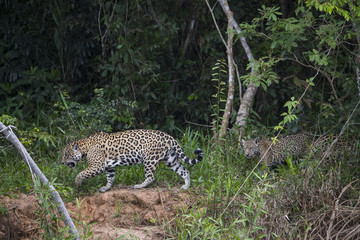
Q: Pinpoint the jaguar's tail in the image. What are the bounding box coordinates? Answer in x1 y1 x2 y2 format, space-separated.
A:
178 147 204 164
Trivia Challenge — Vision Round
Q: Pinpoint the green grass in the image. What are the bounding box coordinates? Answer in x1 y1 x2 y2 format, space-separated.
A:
1 128 360 239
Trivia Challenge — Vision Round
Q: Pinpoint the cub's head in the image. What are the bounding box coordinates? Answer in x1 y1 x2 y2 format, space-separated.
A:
241 138 260 159
61 143 82 168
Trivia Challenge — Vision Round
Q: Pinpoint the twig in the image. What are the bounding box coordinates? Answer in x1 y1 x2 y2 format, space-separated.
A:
326 180 357 240
98 0 118 57
205 0 227 48
318 98 360 165
205 0 242 101
284 55 349 118
184 119 212 128
158 190 170 224
7 204 20 211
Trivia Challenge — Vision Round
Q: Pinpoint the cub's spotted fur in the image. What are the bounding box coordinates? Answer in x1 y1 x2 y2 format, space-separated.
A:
62 129 203 192
311 134 358 160
242 132 358 169
241 132 311 169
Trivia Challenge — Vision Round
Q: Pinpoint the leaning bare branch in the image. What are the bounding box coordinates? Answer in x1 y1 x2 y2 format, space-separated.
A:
0 121 80 240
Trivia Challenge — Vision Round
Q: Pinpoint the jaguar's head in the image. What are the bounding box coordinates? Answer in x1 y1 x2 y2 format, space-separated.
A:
241 138 261 159
61 143 82 169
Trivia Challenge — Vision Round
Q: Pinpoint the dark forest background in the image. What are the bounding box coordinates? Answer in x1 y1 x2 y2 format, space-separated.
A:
2 0 359 139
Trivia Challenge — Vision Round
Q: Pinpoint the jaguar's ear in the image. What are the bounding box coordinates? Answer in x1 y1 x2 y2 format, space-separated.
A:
73 143 78 151
254 137 259 144
241 139 246 146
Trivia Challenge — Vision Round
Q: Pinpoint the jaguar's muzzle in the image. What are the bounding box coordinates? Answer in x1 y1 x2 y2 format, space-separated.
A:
63 161 76 169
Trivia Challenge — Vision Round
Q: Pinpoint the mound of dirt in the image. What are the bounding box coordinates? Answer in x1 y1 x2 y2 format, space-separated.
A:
0 186 196 240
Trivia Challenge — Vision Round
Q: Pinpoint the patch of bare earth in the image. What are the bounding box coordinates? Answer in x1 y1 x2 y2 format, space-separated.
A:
0 185 196 239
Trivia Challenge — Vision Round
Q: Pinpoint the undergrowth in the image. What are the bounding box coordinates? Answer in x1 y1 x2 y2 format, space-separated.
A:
0 90 359 239
1 122 359 239
168 141 360 239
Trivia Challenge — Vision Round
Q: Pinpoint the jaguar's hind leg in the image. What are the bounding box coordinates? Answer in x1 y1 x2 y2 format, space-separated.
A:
164 149 190 189
134 157 159 189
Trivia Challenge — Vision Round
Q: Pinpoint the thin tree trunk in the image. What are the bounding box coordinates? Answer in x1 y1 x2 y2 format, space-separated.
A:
218 2 235 144
0 122 80 240
349 4 360 96
218 0 258 142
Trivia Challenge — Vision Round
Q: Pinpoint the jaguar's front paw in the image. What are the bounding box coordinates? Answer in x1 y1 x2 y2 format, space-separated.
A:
99 186 110 193
75 176 83 187
180 184 189 190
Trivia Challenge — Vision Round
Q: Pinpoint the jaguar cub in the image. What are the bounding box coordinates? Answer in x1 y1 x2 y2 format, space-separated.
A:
241 132 311 169
311 134 358 160
242 132 358 169
62 129 203 192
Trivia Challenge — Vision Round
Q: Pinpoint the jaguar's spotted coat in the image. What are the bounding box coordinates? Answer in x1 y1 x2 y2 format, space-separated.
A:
62 129 203 192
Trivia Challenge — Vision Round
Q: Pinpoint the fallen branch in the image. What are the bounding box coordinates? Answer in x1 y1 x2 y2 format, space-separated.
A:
0 121 80 240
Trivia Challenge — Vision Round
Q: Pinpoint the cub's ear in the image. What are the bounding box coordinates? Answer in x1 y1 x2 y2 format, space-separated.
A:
254 137 259 144
73 143 79 150
241 139 246 146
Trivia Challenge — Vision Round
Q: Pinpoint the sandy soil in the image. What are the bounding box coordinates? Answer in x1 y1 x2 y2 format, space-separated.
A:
0 185 196 239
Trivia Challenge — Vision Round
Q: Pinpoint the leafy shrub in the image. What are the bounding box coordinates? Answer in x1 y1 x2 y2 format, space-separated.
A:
54 88 136 135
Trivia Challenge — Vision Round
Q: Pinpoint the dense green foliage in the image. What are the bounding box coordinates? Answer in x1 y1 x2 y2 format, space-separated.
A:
1 0 360 239
1 0 359 132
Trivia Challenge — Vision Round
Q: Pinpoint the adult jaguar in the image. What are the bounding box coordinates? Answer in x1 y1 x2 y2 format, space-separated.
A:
61 129 203 192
